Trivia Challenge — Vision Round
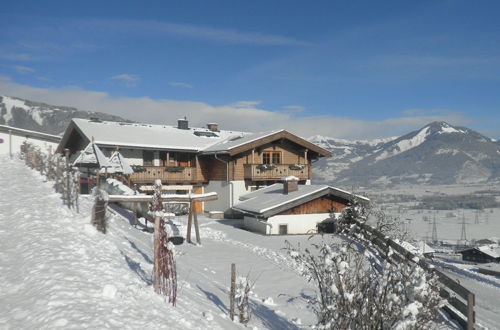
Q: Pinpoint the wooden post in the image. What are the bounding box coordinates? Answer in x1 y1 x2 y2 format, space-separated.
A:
193 202 201 244
186 201 193 243
467 293 475 330
153 215 161 293
65 148 71 209
230 263 236 321
252 149 255 164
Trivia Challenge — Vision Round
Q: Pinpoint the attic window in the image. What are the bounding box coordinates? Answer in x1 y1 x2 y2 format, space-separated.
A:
193 131 218 137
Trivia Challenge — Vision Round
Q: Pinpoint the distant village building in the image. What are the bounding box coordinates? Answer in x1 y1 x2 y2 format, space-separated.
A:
232 177 369 235
459 244 500 263
57 118 331 215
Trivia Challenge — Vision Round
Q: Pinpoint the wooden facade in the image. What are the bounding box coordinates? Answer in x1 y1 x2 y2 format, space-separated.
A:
279 196 348 216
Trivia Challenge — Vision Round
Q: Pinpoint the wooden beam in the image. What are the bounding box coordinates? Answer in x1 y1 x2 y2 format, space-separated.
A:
193 202 201 244
186 201 193 243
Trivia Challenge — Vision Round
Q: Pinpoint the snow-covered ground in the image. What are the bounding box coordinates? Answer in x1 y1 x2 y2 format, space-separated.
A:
0 156 328 329
1 156 497 329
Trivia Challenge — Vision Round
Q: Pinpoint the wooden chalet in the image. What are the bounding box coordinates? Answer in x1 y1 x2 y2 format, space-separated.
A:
57 118 331 215
459 244 500 263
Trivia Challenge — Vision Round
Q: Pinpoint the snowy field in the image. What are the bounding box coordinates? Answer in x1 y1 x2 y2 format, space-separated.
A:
0 156 332 329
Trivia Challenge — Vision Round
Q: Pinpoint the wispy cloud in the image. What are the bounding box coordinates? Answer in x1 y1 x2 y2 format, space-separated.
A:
80 18 311 47
0 52 35 62
231 101 262 108
282 105 305 113
168 81 193 89
110 74 140 87
13 65 35 74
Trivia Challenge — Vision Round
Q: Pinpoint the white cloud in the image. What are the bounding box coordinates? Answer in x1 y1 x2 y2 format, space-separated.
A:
13 65 35 74
168 82 193 89
110 74 140 87
0 76 478 140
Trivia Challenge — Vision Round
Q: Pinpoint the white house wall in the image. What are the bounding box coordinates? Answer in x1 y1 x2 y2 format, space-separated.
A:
243 216 269 235
204 180 249 214
266 213 334 235
0 131 58 156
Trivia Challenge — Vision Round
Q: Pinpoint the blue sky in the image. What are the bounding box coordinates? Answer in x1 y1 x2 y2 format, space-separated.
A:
1 0 499 139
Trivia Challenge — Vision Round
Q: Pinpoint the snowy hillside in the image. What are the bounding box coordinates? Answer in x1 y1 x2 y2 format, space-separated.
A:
0 95 130 135
0 156 324 329
310 122 500 187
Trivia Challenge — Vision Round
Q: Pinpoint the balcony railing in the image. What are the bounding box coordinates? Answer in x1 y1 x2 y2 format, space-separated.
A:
130 166 199 183
243 164 309 181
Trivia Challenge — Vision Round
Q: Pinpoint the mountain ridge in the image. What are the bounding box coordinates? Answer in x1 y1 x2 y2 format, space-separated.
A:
0 95 131 135
310 121 500 187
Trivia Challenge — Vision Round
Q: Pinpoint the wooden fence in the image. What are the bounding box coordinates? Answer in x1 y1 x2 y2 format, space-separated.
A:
352 219 475 330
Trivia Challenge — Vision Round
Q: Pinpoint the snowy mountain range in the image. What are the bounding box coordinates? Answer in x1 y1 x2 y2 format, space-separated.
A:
310 121 500 187
0 95 130 135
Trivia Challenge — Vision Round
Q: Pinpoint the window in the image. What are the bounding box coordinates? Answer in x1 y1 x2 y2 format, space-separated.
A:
143 150 154 166
263 151 281 164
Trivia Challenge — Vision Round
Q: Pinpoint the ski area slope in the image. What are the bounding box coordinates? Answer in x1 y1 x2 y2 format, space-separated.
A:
0 156 320 329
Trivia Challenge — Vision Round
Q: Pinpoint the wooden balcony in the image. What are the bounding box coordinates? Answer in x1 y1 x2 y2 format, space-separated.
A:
243 164 309 181
130 166 200 184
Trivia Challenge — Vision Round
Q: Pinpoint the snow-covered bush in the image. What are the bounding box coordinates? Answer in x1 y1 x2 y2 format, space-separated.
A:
286 241 441 330
336 196 408 240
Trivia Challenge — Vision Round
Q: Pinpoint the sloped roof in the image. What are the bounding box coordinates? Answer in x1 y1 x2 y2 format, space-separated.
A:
233 183 369 218
202 129 331 157
58 119 331 158
105 150 134 175
477 244 500 258
72 141 111 168
64 119 245 152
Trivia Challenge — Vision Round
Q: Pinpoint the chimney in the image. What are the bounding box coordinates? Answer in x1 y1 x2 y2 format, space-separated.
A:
207 123 219 132
177 117 189 130
283 176 299 194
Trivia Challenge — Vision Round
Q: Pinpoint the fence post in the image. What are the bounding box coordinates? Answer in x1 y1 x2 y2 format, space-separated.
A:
230 263 236 321
467 293 475 330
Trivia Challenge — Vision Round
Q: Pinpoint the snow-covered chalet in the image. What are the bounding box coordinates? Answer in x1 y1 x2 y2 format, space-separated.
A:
57 118 331 216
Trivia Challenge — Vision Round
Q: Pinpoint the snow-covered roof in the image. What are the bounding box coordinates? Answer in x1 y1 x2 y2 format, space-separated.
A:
105 150 134 175
233 183 369 218
201 130 284 153
202 129 331 157
71 119 246 152
399 241 435 255
477 244 500 258
72 142 112 168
